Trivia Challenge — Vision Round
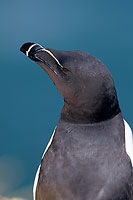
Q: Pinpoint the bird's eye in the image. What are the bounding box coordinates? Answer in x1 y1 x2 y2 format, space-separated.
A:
63 67 69 73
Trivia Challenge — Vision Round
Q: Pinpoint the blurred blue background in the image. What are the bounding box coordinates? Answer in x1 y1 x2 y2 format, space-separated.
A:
0 0 133 199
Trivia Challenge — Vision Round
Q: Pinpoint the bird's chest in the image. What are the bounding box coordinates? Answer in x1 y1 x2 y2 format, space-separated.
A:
35 133 119 200
34 126 132 200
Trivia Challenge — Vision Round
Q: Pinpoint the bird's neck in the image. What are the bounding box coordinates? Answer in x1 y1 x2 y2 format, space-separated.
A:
60 91 121 124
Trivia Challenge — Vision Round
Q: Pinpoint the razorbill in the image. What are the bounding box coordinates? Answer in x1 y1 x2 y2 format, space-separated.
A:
20 42 133 200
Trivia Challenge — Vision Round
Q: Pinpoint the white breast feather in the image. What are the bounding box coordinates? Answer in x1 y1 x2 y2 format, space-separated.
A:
33 127 56 200
124 120 133 166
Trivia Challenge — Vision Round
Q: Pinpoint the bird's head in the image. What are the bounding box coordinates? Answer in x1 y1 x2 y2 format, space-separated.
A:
20 42 120 123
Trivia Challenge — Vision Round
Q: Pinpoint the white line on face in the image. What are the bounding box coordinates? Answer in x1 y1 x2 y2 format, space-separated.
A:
26 43 63 69
40 48 63 69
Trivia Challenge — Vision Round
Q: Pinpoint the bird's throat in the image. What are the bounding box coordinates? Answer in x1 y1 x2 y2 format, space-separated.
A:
60 97 121 124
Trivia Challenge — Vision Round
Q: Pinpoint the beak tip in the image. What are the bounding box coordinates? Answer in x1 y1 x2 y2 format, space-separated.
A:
20 42 35 55
20 42 44 62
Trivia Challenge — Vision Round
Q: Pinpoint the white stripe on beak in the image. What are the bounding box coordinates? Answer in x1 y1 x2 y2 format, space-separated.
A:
26 43 38 57
26 43 63 69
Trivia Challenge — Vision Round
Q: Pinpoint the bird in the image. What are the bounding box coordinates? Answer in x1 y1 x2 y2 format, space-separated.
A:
20 42 133 200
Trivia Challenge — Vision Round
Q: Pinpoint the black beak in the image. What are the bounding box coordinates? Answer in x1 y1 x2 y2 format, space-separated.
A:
20 42 45 62
20 42 69 75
